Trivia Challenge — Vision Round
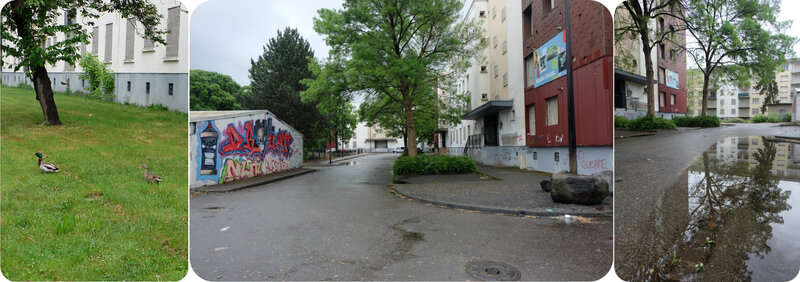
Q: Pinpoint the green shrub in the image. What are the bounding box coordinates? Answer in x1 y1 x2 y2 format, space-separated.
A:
751 114 780 123
627 116 676 131
15 81 33 90
615 116 630 129
784 113 792 122
392 155 477 175
727 118 747 123
78 53 115 101
673 115 720 127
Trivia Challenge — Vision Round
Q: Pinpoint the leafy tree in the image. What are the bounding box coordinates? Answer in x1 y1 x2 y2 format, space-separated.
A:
241 27 324 149
301 58 357 152
615 0 684 118
755 77 778 114
190 70 241 110
679 0 795 116
78 53 115 100
313 0 485 156
1 0 167 125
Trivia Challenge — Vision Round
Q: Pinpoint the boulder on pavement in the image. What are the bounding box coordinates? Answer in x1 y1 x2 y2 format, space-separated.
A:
548 173 609 205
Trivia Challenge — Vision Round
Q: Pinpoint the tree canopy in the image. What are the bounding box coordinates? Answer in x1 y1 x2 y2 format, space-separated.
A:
190 70 241 111
312 0 485 156
240 27 325 150
1 0 167 125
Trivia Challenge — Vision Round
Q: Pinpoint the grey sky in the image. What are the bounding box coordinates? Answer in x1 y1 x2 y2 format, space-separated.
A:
190 0 344 86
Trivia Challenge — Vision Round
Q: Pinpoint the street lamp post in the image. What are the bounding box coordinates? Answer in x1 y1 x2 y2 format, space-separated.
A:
564 0 577 174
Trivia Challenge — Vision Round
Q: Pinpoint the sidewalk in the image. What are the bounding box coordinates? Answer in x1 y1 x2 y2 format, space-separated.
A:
392 165 612 218
192 168 316 193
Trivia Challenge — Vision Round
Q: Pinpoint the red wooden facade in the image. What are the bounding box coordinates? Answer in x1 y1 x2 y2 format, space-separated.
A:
522 0 613 147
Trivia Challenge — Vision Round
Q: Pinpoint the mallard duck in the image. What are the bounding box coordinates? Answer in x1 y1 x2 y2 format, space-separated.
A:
140 164 162 184
35 152 59 173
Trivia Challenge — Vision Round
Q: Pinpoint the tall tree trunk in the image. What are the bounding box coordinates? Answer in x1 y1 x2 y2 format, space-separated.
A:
32 65 62 125
403 97 417 157
643 46 656 118
701 72 710 117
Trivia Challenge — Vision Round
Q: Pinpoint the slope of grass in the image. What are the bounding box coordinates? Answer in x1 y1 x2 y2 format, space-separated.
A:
1 86 188 280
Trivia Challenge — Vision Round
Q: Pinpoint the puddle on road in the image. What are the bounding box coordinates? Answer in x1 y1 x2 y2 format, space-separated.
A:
637 136 800 281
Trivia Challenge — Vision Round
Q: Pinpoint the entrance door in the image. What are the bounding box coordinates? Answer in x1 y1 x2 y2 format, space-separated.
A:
484 115 499 146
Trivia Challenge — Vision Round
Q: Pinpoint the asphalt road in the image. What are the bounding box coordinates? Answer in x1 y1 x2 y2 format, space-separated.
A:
190 153 612 281
614 123 800 279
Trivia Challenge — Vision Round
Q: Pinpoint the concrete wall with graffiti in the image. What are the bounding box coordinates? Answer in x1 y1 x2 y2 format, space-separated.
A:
448 146 612 175
190 111 303 188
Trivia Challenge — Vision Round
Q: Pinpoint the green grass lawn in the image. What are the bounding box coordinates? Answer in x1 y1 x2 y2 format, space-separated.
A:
1 85 187 280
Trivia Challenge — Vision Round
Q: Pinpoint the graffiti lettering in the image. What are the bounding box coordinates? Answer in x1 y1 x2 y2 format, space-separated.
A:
581 159 608 170
218 118 294 160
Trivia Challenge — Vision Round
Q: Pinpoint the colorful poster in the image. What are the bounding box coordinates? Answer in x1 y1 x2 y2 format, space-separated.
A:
533 30 567 88
666 69 679 89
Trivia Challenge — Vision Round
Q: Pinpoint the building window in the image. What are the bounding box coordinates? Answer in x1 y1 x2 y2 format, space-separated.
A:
658 67 665 83
671 94 676 105
480 65 487 73
730 98 735 105
752 138 758 145
125 19 135 61
542 0 554 15
493 35 498 48
660 44 665 59
165 6 181 59
494 64 499 78
752 98 759 104
781 75 789 82
546 96 558 126
127 81 131 92
501 7 506 22
502 40 507 54
168 83 174 96
479 10 485 17
731 108 736 115
92 26 99 54
527 104 535 135
780 86 788 92
525 55 535 88
104 23 113 62
503 73 508 87
660 92 666 107
720 109 725 115
720 99 725 106
146 82 150 94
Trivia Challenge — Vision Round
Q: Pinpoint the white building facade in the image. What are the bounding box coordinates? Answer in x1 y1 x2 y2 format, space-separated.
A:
1 1 189 112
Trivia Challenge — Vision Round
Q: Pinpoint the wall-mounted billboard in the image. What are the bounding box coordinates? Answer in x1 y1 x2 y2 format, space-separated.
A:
666 69 679 89
533 30 567 88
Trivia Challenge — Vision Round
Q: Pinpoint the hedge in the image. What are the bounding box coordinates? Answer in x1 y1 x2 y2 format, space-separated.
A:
672 115 720 127
392 155 477 175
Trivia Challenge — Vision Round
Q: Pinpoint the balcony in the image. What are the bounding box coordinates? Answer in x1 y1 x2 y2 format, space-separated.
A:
738 92 749 98
738 100 750 108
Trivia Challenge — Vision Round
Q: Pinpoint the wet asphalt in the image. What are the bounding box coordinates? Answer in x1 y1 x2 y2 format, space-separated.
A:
614 123 800 279
190 153 612 281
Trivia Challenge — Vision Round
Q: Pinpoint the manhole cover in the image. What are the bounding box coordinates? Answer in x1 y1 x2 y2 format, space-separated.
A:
465 261 521 281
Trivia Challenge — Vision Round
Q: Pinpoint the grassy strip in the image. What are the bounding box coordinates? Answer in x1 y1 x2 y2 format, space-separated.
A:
1 86 187 280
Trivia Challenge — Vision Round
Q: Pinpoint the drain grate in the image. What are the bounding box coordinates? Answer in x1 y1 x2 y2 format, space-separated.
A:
465 261 521 281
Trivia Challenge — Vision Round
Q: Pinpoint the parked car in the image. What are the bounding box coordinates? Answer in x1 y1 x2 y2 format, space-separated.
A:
392 147 405 153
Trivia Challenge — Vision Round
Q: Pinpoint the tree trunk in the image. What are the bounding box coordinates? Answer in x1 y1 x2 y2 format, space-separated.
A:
643 45 656 118
403 97 417 157
701 72 710 117
32 65 62 125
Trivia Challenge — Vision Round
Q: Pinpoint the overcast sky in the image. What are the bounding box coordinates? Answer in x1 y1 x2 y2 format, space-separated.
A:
189 0 800 86
189 0 344 86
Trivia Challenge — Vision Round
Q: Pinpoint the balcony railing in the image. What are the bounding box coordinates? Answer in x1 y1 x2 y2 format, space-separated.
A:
738 92 749 98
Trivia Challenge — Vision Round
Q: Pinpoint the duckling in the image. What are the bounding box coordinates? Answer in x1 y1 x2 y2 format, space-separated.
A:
140 164 162 184
35 152 59 173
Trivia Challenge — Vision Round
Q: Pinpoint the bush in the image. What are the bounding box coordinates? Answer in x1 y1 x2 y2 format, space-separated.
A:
751 114 781 123
784 113 792 122
615 116 630 129
392 155 477 175
78 53 115 101
673 115 720 127
627 116 676 131
15 81 33 90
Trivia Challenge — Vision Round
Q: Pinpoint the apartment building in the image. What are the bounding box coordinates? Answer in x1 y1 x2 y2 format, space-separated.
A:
614 4 687 119
1 1 189 112
440 0 612 175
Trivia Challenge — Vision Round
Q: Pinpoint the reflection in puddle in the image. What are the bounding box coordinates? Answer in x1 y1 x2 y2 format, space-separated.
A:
643 136 799 281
